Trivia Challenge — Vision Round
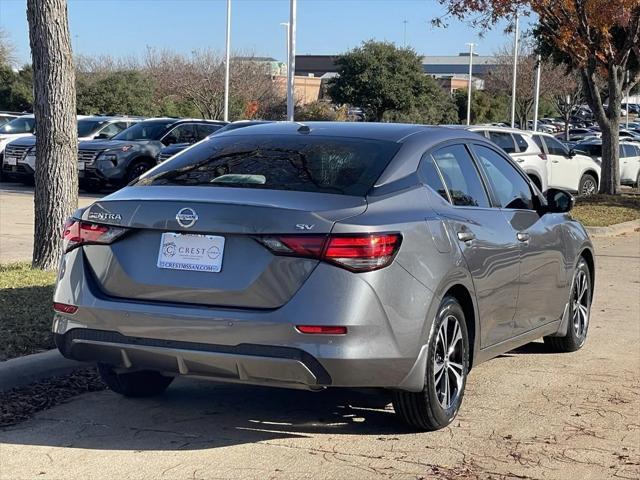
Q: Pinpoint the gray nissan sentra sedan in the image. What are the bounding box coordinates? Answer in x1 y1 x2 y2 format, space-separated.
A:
53 122 594 431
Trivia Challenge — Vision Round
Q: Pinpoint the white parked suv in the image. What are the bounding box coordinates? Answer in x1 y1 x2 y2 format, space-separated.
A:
530 132 601 195
464 126 549 192
574 139 640 188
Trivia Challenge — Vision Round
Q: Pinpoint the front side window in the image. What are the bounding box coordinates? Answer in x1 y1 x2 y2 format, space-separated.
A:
488 131 516 154
113 121 175 141
136 135 400 197
473 145 534 210
544 136 569 156
0 117 35 134
431 145 490 208
163 124 198 145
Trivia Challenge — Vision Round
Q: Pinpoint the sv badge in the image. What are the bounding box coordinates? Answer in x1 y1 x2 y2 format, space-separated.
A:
295 224 315 231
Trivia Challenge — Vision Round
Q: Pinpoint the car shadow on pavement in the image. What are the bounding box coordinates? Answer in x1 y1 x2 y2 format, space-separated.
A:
0 379 419 451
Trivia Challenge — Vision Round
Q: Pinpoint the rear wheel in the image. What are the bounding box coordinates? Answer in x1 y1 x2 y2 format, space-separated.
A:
578 174 597 196
544 258 591 352
97 363 174 397
393 296 469 431
126 160 153 183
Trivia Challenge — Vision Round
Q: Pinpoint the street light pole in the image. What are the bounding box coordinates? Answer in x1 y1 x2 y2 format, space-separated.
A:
403 20 408 48
286 0 297 121
466 42 475 126
510 11 519 128
533 55 541 132
280 22 290 73
223 0 231 122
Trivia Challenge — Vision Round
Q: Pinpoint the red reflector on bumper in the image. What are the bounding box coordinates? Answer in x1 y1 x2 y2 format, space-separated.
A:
296 325 347 335
53 302 78 314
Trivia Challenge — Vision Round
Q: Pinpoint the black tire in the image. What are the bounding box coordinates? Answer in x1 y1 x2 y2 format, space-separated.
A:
97 363 174 397
392 296 470 431
635 171 640 190
126 160 153 183
578 173 597 197
544 258 591 352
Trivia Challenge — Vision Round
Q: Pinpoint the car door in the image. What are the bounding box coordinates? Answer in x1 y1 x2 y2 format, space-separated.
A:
429 144 521 348
539 135 578 190
470 143 568 335
620 144 640 184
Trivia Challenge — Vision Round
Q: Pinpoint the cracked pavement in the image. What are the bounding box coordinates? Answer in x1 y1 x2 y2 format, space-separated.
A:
0 187 638 479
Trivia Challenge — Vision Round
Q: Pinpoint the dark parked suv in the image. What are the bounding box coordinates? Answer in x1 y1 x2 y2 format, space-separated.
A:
78 118 226 192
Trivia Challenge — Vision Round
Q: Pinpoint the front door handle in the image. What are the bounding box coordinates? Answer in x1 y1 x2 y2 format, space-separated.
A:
517 232 530 242
457 231 476 243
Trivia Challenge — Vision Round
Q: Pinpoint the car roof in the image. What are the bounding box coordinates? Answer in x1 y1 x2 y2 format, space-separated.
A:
218 121 462 143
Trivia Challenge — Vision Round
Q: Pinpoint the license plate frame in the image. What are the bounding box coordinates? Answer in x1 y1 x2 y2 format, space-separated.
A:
157 232 225 273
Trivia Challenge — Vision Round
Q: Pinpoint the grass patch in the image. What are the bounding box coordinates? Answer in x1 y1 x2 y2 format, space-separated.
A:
572 194 640 227
0 263 57 361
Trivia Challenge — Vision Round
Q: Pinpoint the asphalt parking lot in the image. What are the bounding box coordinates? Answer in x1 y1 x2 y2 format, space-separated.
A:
0 184 639 479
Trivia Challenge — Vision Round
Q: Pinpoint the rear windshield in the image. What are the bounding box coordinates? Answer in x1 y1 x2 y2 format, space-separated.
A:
135 135 400 196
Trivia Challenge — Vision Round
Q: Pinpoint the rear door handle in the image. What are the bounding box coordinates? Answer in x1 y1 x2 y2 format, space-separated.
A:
517 232 530 242
457 231 476 243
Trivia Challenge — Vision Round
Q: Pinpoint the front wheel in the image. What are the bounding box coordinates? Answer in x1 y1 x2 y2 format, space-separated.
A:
392 296 469 431
97 363 174 397
578 174 597 197
544 258 591 352
126 160 153 183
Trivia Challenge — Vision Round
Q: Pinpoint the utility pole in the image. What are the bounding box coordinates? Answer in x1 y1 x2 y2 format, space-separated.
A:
223 0 231 122
533 55 541 132
465 42 475 126
510 11 519 128
626 70 630 129
286 0 297 121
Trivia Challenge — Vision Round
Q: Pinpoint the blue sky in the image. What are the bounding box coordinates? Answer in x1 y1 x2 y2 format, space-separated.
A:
0 0 530 66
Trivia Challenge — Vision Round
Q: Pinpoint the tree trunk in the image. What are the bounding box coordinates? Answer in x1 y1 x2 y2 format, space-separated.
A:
27 0 78 270
581 62 621 195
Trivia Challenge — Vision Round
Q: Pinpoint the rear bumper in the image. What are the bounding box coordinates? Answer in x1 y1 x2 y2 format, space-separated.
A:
55 328 331 390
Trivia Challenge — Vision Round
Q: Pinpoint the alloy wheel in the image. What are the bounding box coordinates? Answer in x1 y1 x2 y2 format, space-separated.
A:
572 269 590 340
433 315 465 409
581 179 597 196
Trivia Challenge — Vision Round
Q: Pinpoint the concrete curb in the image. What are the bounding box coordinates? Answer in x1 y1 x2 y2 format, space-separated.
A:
0 349 87 391
585 219 640 237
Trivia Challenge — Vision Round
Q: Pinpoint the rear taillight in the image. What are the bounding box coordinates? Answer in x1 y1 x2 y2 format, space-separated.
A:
255 233 402 272
296 325 347 335
538 153 548 160
62 219 128 253
53 302 78 314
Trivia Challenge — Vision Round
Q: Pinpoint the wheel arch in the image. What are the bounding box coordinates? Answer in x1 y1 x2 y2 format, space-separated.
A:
579 247 595 295
443 284 478 370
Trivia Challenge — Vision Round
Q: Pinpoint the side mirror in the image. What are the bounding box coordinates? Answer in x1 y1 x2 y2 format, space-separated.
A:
544 188 574 214
567 149 577 158
95 133 111 140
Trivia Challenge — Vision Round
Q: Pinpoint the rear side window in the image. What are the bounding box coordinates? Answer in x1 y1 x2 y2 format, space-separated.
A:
488 131 516 154
532 135 545 152
432 145 490 208
197 124 223 138
419 154 449 202
512 133 529 152
473 145 533 210
137 135 401 196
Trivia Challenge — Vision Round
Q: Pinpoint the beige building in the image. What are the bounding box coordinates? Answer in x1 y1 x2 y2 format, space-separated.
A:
274 75 323 105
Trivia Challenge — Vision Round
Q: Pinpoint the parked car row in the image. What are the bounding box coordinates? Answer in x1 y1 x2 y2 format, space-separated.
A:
457 126 602 196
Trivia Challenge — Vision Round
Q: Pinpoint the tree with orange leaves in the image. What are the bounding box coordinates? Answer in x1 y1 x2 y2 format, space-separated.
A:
437 0 640 194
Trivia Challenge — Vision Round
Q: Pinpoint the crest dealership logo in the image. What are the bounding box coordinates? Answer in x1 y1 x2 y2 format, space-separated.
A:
162 242 177 257
176 208 198 228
